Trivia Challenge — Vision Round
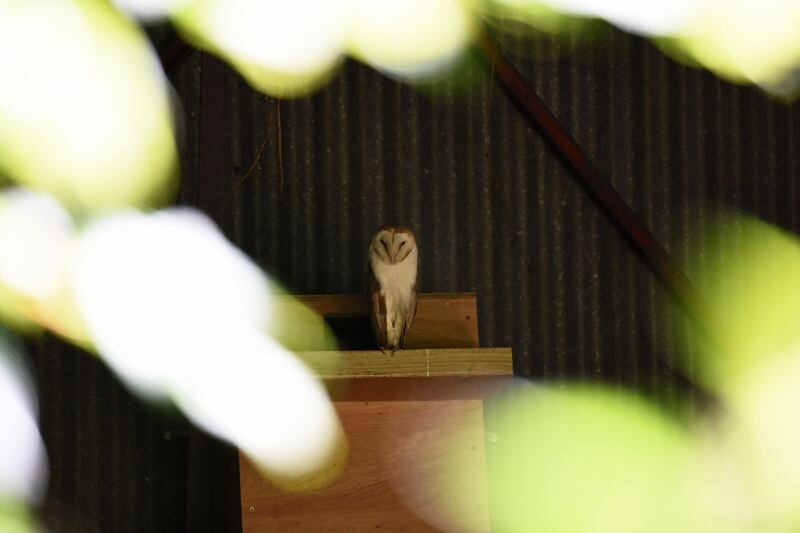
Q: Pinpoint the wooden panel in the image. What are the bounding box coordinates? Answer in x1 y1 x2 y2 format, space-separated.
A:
404 294 478 349
241 295 501 530
275 293 479 350
241 401 490 532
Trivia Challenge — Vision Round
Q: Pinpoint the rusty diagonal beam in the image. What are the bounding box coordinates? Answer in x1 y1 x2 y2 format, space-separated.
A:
474 29 723 351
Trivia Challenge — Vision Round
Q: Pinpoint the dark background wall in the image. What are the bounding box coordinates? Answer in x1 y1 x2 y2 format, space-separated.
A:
26 23 800 532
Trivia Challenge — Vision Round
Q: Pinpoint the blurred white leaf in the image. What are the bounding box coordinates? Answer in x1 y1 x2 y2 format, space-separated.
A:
112 0 192 20
0 0 178 210
0 333 46 505
0 189 74 302
71 208 343 478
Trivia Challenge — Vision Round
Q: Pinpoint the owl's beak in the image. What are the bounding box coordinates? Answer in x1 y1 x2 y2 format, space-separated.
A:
388 229 398 263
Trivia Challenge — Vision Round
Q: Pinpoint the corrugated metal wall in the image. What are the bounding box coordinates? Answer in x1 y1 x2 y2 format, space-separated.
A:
216 26 800 398
29 23 800 531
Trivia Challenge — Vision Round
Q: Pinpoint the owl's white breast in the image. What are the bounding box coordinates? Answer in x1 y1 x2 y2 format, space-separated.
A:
370 248 418 312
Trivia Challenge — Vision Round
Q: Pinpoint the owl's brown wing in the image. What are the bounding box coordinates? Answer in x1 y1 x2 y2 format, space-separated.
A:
400 280 418 348
367 263 387 349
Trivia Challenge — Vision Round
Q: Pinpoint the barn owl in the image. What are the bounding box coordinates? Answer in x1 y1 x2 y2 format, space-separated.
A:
367 225 419 353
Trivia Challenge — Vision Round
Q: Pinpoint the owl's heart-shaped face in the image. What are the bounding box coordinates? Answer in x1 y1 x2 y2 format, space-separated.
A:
370 227 416 265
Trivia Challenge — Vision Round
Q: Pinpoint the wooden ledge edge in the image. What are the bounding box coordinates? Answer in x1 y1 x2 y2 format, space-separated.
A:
297 347 513 379
324 375 513 401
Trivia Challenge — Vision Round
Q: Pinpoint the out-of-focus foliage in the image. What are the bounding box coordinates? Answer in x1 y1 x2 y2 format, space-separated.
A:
0 0 351 496
0 332 46 505
0 330 46 533
478 0 582 34
481 0 800 99
131 0 800 99
482 0 695 35
723 350 800 529
2 0 800 518
0 189 88 344
0 185 345 489
486 385 705 533
406 216 800 533
423 383 725 533
664 0 800 98
685 216 800 531
266 283 339 353
172 0 346 96
346 0 474 80
0 284 38 335
69 208 346 483
113 0 191 20
687 216 800 394
0 191 72 305
0 0 178 212
170 0 475 96
0 502 36 533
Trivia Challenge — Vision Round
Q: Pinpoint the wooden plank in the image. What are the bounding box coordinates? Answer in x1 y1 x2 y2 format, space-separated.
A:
403 294 478 349
305 348 513 400
241 400 490 532
273 293 479 350
299 348 512 379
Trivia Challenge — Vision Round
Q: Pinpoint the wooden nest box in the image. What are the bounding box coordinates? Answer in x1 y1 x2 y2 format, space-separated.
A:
239 293 513 531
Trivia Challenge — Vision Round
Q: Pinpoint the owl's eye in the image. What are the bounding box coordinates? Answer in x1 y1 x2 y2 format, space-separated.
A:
399 241 406 249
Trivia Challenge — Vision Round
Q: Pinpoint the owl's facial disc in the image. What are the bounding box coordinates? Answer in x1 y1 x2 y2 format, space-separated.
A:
372 230 393 263
392 234 414 263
